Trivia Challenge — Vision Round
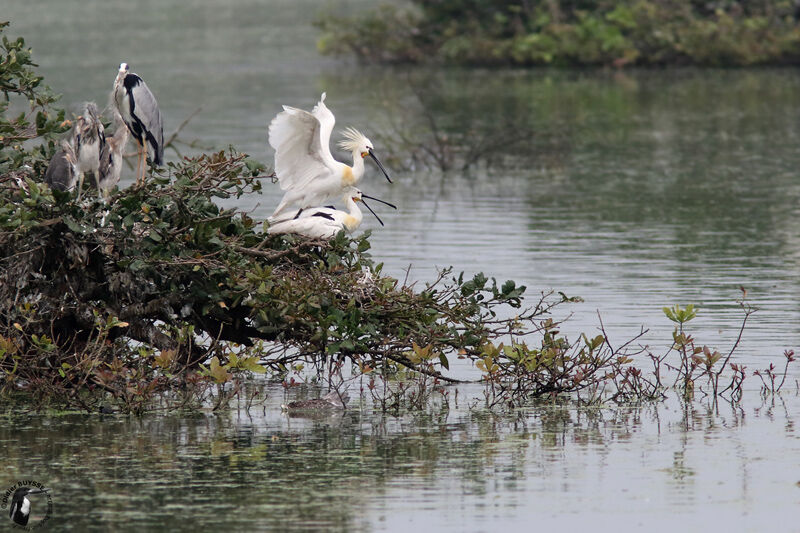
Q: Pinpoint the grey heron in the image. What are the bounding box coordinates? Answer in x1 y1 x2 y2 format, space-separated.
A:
267 93 391 222
111 62 164 186
44 140 78 192
97 111 130 198
73 102 105 197
268 188 395 239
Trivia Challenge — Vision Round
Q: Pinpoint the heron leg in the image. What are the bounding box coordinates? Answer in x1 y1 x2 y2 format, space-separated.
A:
135 142 143 187
76 171 85 199
141 142 149 185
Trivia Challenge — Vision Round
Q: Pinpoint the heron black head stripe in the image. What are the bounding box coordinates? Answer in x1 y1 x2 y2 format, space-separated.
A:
123 73 143 91
312 212 335 221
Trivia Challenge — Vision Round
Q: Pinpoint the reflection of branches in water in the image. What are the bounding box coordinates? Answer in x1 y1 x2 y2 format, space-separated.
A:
374 75 538 172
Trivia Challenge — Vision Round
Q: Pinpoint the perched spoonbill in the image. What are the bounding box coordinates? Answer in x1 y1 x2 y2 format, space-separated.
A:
268 189 395 240
268 93 392 221
111 62 164 186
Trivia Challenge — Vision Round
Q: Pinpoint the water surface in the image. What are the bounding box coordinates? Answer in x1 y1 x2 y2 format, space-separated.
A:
3 1 800 530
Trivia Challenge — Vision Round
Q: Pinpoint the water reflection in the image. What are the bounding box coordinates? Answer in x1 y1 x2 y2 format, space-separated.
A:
1 388 796 530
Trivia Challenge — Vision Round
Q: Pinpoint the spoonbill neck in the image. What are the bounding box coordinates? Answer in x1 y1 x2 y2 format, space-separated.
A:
346 152 366 182
343 196 363 231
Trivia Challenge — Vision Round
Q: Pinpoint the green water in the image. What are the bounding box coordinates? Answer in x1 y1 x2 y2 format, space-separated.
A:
3 0 800 530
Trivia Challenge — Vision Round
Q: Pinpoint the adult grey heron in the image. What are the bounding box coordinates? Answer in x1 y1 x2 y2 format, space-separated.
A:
111 62 164 186
267 93 392 222
44 140 78 192
97 111 130 198
73 102 105 197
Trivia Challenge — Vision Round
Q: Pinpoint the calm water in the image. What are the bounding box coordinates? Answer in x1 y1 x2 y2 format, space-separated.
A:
3 1 800 530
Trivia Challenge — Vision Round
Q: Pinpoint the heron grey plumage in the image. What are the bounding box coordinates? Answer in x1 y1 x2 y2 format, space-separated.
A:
73 102 105 197
44 140 78 192
97 111 130 197
111 62 164 185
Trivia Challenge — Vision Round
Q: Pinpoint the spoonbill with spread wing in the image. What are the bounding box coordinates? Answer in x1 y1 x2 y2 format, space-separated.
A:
268 93 392 221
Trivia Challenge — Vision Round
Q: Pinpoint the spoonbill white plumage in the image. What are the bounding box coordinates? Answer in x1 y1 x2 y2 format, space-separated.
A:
268 93 392 221
268 188 396 240
111 62 164 186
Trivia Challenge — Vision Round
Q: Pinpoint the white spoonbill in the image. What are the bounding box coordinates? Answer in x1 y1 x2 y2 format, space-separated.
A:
268 93 392 221
111 62 164 186
268 188 396 240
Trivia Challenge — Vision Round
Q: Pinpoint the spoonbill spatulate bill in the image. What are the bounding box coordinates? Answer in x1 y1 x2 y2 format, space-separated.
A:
268 93 392 221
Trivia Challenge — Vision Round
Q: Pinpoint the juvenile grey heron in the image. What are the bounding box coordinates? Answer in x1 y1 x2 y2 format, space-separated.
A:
44 140 78 192
111 62 164 186
97 111 130 198
267 93 392 222
9 486 49 527
73 102 105 197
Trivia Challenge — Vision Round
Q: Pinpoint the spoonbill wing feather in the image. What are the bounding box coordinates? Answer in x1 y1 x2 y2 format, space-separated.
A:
311 93 337 167
268 214 341 239
268 104 338 192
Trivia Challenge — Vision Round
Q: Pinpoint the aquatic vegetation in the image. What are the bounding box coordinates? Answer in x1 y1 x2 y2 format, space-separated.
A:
316 1 800 67
0 22 795 414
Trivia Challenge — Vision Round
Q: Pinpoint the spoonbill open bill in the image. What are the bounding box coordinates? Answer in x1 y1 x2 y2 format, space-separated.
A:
111 62 164 186
44 140 78 192
271 189 397 225
73 102 105 197
97 111 130 198
268 188 395 239
267 92 392 221
9 486 49 527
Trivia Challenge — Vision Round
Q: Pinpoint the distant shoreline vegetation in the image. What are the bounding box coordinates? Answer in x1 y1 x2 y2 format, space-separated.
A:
316 1 800 67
